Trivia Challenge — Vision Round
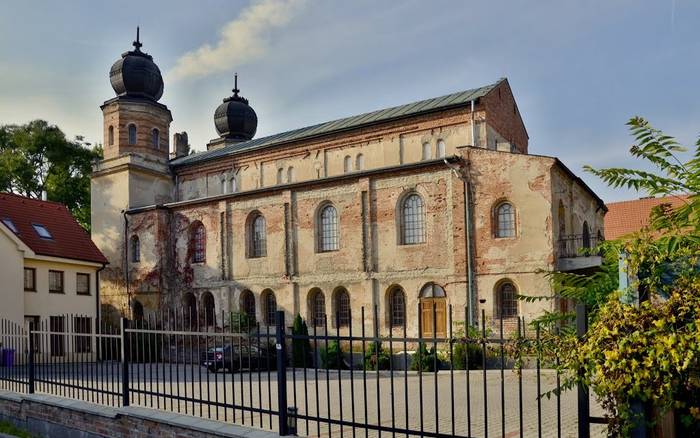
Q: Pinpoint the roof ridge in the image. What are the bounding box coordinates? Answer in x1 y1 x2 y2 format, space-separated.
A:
0 192 67 208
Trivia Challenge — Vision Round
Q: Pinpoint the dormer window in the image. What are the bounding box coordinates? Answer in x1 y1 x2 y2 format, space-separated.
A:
32 224 52 239
2 218 18 234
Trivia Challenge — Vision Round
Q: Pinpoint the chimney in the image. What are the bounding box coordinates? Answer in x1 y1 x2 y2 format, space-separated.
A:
173 132 190 158
41 191 47 201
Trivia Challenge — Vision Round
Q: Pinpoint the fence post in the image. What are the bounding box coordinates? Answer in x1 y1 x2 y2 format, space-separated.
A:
28 322 35 394
576 303 590 438
120 317 130 407
275 311 290 435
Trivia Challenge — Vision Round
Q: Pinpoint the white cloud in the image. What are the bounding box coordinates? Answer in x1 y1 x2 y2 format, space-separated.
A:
167 0 307 82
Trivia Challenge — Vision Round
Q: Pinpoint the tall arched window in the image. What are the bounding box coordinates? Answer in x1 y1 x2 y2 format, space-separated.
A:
343 155 352 173
263 290 277 325
132 300 144 321
128 124 137 145
496 281 518 319
582 221 591 248
495 202 516 238
318 204 339 252
151 128 160 149
248 213 267 258
183 293 197 326
400 193 426 245
231 177 238 193
422 142 431 160
240 290 255 319
191 222 206 263
436 139 446 158
202 292 216 325
276 168 284 185
355 154 364 170
334 288 351 328
310 290 326 328
287 167 295 183
389 287 406 328
130 235 140 263
108 126 114 146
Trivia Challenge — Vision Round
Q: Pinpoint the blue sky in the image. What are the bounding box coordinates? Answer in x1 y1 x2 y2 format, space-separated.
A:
1 0 698 202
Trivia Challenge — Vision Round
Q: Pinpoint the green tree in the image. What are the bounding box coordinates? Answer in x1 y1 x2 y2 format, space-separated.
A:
291 314 312 367
0 120 102 231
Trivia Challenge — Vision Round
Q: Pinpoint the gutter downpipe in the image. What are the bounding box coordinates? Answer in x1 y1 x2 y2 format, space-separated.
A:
122 210 130 318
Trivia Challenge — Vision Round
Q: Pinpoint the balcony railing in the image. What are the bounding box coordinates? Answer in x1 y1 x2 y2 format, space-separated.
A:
558 234 601 258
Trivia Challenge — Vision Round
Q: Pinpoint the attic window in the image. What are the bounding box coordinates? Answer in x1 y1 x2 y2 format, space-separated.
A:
2 218 18 234
32 224 52 239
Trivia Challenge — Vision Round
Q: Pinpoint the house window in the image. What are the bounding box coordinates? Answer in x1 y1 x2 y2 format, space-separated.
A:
1 218 18 234
49 270 64 293
50 316 65 356
496 281 518 319
108 126 114 145
32 224 52 239
130 235 140 263
24 268 36 291
311 290 326 328
437 139 446 158
128 124 137 145
495 202 516 238
318 204 339 252
151 128 160 149
335 288 351 328
25 316 40 352
277 168 284 185
400 193 426 245
76 273 90 295
355 154 364 171
192 222 206 263
263 290 277 325
202 292 216 325
249 214 267 258
73 316 91 353
582 221 591 248
390 287 406 328
422 142 431 160
343 155 352 173
240 290 255 319
231 177 238 193
132 300 144 321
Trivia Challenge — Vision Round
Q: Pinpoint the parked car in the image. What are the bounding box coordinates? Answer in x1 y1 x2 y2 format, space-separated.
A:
200 343 276 373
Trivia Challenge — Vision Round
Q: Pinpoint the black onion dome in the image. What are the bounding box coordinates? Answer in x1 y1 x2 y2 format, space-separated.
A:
109 28 164 101
214 75 257 141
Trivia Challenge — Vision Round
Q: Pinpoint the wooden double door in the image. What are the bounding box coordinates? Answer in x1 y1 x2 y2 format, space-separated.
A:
420 298 446 338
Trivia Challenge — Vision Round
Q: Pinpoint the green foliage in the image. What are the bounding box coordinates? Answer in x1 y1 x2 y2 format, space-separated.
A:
0 420 33 438
451 322 484 370
363 341 390 370
410 342 438 372
0 120 102 231
229 311 255 333
291 314 312 367
320 340 344 369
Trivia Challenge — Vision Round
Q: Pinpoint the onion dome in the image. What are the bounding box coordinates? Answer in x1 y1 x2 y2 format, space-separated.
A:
109 27 164 101
214 74 258 141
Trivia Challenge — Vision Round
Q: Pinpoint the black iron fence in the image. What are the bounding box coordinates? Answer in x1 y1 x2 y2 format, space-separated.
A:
0 307 605 437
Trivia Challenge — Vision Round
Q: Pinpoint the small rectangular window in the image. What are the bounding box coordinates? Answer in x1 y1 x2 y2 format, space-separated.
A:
49 270 64 293
24 268 36 291
50 316 65 356
73 316 91 353
2 218 18 234
76 273 90 295
32 224 52 239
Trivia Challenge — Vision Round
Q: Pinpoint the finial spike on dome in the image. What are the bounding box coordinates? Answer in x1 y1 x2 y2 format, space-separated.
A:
232 73 240 96
133 26 143 51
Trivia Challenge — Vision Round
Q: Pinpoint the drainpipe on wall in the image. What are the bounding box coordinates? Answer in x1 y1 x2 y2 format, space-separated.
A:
122 210 131 318
96 263 107 323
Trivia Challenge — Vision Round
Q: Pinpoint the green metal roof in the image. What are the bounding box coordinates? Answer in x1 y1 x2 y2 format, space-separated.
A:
171 78 503 167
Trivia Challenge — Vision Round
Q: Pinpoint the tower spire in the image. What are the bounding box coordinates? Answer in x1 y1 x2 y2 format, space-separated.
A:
133 26 143 52
232 72 240 96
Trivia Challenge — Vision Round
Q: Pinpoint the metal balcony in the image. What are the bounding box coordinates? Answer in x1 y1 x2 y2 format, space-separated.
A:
556 234 603 271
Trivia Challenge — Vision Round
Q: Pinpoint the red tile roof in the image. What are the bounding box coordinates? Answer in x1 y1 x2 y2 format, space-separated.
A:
604 195 690 240
0 192 108 264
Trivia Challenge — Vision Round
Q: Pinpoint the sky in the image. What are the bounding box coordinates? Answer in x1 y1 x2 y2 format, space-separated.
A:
1 0 699 202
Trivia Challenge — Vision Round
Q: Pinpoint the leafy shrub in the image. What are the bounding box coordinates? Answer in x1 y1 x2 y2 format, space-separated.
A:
363 341 390 370
452 341 484 370
410 342 438 372
320 340 343 369
291 314 312 367
230 311 255 333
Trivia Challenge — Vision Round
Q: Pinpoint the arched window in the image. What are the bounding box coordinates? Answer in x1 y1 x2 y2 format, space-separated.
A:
191 222 206 263
389 287 406 328
287 167 295 183
310 290 326 328
130 235 140 263
582 221 591 248
183 293 197 326
343 155 352 173
276 168 284 185
151 128 160 149
355 154 364 171
334 288 351 328
247 213 267 258
558 201 567 254
436 139 446 158
496 281 518 319
231 177 238 193
202 292 216 325
128 124 137 145
422 142 431 160
240 290 255 319
399 193 426 245
495 202 516 238
318 204 339 252
132 300 144 321
262 290 277 325
108 126 114 146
